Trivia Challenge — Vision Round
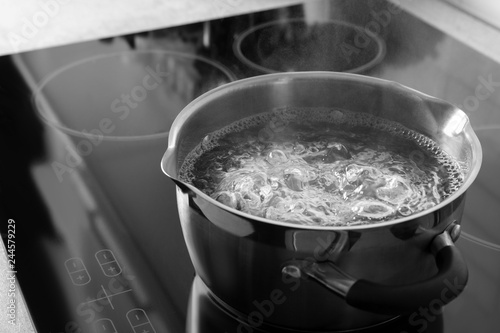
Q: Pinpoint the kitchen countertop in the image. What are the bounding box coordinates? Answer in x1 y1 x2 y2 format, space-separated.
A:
0 0 303 56
3 0 500 64
395 0 500 65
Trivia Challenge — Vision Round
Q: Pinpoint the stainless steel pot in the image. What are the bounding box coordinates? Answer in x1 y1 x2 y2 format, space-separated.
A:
161 72 482 331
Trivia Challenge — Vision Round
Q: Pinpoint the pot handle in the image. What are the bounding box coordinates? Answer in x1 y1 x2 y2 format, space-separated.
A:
282 230 468 314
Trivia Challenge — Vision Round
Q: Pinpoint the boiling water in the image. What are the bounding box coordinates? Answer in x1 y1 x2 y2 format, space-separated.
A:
180 107 464 226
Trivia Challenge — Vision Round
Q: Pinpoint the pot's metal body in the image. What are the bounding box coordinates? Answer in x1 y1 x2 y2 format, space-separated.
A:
162 73 481 331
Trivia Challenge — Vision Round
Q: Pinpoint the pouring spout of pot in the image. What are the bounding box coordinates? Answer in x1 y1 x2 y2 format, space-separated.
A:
161 145 176 175
161 146 194 195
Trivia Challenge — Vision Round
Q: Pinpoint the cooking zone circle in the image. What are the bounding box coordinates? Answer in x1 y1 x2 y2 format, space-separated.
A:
234 19 386 74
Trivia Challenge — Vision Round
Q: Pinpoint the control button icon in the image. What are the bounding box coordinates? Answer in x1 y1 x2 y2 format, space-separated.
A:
65 257 85 273
64 258 91 286
95 249 122 277
132 323 155 333
95 249 115 264
94 318 117 333
127 309 157 333
101 262 121 277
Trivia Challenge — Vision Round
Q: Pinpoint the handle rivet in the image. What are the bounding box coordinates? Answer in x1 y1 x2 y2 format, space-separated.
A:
449 223 461 242
282 265 302 279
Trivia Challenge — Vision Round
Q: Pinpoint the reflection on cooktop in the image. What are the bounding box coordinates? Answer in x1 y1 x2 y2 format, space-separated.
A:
443 125 500 333
187 276 445 333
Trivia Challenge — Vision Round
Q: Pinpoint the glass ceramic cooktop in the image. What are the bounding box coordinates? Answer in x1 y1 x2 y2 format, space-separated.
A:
1 1 500 332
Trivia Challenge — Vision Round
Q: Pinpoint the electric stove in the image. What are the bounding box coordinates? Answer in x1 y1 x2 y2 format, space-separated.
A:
1 1 500 332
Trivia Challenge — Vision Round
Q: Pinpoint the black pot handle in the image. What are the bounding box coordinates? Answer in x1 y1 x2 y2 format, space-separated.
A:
282 230 468 314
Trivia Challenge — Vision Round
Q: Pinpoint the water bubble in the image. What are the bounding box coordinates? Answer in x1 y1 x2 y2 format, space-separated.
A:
320 171 342 193
284 167 309 191
266 149 288 165
244 192 261 209
252 172 268 187
376 177 412 205
291 201 306 214
352 200 395 219
259 184 274 204
214 191 238 209
398 205 413 216
232 173 257 193
345 164 364 183
306 170 318 181
347 164 383 184
325 143 351 162
269 176 281 190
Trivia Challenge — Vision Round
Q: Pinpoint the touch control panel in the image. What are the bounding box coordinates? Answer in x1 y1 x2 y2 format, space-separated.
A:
127 309 157 333
95 250 122 277
65 257 92 286
64 249 157 333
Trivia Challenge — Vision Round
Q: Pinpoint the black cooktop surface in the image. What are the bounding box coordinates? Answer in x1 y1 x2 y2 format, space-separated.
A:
1 1 500 333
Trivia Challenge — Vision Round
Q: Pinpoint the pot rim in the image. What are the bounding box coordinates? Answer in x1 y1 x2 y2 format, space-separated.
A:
163 71 483 231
